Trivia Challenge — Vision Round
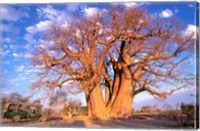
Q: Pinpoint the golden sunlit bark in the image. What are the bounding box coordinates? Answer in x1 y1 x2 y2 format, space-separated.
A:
111 67 134 117
90 82 106 118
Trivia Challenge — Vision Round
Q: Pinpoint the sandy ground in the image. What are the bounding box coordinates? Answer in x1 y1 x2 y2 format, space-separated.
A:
0 114 194 129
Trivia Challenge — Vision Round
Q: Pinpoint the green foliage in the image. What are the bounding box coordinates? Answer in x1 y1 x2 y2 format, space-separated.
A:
1 92 43 119
4 110 28 119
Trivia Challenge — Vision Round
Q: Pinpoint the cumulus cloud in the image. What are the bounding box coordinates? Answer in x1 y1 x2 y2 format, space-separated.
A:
25 20 54 45
183 24 197 39
37 5 69 24
24 34 36 44
160 9 173 18
1 5 29 21
124 2 138 8
82 7 108 18
26 20 52 34
24 5 69 43
83 7 98 17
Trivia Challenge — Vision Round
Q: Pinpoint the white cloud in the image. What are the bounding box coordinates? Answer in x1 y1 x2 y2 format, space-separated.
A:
124 2 138 8
83 7 99 17
41 5 58 16
37 20 51 30
26 26 36 34
115 2 150 8
15 65 25 72
25 20 53 44
83 7 108 18
23 68 40 74
35 64 45 69
26 20 52 34
183 24 197 39
13 53 19 57
37 5 69 24
160 9 173 18
1 5 29 21
24 34 36 44
25 5 70 44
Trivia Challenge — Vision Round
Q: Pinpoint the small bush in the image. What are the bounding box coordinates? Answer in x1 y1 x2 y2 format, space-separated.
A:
159 103 195 127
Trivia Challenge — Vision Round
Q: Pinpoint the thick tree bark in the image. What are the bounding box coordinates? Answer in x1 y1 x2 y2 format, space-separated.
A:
111 66 134 118
89 82 107 118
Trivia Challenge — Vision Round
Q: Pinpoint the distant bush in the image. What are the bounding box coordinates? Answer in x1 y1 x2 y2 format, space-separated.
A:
180 103 194 120
159 103 195 127
138 105 161 113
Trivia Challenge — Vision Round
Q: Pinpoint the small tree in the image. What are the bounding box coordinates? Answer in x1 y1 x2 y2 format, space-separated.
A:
160 103 195 127
63 98 82 117
49 89 67 115
32 99 43 112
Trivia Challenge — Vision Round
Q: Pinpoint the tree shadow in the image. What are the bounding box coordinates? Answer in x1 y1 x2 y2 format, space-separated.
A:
56 120 86 127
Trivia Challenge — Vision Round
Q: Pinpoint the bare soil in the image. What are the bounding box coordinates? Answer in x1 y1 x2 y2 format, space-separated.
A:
0 113 195 129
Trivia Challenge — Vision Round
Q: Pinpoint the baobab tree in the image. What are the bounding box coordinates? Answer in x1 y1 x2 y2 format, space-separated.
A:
31 5 195 118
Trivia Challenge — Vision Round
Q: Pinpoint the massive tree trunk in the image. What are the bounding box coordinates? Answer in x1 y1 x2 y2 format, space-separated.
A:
89 82 107 118
111 62 134 118
109 41 135 117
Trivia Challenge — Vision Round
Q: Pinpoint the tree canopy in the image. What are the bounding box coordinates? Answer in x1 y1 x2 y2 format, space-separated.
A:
31 5 195 118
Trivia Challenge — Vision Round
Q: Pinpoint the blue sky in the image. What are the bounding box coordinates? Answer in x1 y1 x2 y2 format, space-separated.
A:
1 2 198 109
